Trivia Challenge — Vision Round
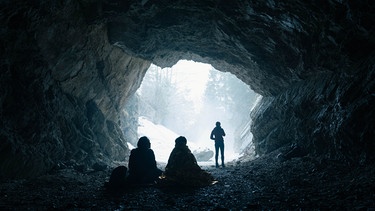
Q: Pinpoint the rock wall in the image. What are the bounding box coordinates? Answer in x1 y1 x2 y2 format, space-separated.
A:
0 1 150 179
120 94 140 147
250 60 375 163
103 1 373 95
1 0 374 179
103 0 374 162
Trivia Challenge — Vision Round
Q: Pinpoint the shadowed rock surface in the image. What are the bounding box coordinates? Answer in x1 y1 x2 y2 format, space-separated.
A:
0 0 374 209
0 154 374 210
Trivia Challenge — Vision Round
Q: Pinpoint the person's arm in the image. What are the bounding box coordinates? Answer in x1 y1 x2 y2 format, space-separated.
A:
210 129 215 140
150 150 157 168
222 129 226 137
128 149 135 172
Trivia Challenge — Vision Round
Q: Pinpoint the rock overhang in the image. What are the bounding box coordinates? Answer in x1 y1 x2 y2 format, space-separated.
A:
100 0 373 96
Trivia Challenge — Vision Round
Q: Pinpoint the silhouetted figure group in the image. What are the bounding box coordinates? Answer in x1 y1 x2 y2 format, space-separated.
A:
106 134 218 190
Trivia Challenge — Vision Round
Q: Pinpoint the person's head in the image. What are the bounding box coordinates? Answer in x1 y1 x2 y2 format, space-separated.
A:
216 121 221 127
175 136 187 147
137 136 151 149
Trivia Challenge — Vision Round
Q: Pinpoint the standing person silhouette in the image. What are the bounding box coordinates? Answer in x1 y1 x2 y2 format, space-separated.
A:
210 121 226 168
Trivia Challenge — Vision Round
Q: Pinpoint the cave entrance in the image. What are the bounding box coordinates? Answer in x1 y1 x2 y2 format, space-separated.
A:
134 60 259 165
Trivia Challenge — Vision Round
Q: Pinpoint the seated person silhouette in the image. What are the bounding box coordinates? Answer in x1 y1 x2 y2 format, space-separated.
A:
161 136 215 187
126 136 163 185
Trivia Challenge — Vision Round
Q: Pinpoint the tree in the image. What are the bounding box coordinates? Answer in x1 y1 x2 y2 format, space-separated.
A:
137 63 258 153
203 68 257 124
137 64 195 133
137 65 174 124
194 67 258 150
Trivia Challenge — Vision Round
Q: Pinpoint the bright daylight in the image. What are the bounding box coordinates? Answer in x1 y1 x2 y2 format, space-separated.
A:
132 60 259 165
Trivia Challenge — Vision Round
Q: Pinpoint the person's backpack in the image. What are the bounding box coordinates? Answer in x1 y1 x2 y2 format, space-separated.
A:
106 166 127 189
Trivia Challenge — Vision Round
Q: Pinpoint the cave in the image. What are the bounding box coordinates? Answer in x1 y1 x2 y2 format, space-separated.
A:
0 0 374 210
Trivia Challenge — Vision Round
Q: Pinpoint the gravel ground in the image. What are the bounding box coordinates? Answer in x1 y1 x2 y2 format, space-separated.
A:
1 152 374 210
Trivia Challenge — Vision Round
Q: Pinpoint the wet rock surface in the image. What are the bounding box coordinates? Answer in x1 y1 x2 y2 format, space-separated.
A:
1 152 373 210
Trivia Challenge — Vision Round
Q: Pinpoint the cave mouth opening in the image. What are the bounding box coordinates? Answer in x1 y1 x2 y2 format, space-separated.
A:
133 60 259 165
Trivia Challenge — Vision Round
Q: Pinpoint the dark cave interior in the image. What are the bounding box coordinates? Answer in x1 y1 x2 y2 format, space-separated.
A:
0 0 374 209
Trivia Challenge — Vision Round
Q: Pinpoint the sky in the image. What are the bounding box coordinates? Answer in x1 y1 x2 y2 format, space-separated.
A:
169 60 211 111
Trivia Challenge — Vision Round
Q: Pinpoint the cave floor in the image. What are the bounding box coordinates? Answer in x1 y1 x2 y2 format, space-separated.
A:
1 153 374 210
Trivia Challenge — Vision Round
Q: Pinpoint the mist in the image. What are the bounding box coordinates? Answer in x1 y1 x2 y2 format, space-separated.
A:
136 60 259 162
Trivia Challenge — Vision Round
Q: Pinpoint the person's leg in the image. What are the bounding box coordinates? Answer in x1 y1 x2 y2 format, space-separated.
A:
215 143 219 168
220 142 225 167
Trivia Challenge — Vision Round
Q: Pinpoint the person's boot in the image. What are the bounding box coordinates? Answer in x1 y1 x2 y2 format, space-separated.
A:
216 162 219 168
222 162 225 168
